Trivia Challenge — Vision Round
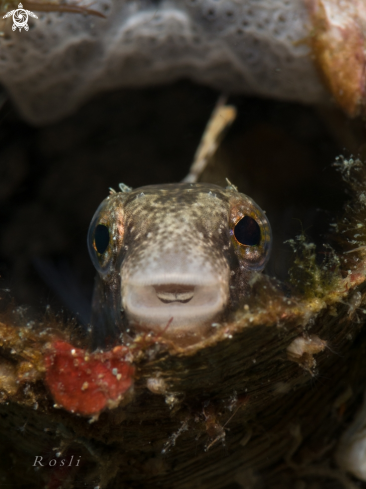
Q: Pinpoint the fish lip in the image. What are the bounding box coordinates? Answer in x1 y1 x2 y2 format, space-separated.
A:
122 279 228 333
126 275 219 287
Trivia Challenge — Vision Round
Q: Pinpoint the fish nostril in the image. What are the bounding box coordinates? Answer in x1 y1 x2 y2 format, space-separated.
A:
153 285 195 304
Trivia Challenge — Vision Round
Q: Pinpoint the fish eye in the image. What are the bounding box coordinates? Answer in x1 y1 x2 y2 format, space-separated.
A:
234 216 261 246
94 224 110 254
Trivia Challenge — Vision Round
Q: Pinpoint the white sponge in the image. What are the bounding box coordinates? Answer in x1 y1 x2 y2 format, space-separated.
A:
0 0 326 123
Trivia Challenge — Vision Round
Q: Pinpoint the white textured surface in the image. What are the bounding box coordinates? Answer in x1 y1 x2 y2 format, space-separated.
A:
0 0 327 123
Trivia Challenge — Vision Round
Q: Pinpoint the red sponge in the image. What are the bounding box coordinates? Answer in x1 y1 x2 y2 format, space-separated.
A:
45 340 135 416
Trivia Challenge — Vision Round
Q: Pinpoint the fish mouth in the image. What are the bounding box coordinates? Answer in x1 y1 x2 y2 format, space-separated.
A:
122 278 227 336
154 284 194 304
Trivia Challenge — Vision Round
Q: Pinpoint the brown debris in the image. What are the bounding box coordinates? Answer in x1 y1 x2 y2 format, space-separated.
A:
0 360 18 396
287 334 327 374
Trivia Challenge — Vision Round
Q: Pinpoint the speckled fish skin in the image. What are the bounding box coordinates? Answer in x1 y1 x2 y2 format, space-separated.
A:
88 183 271 349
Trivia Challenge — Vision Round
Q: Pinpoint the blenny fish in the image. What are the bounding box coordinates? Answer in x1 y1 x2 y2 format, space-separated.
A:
88 182 272 348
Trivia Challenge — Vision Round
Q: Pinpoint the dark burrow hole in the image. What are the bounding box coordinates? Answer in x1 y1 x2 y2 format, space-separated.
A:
0 80 359 327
